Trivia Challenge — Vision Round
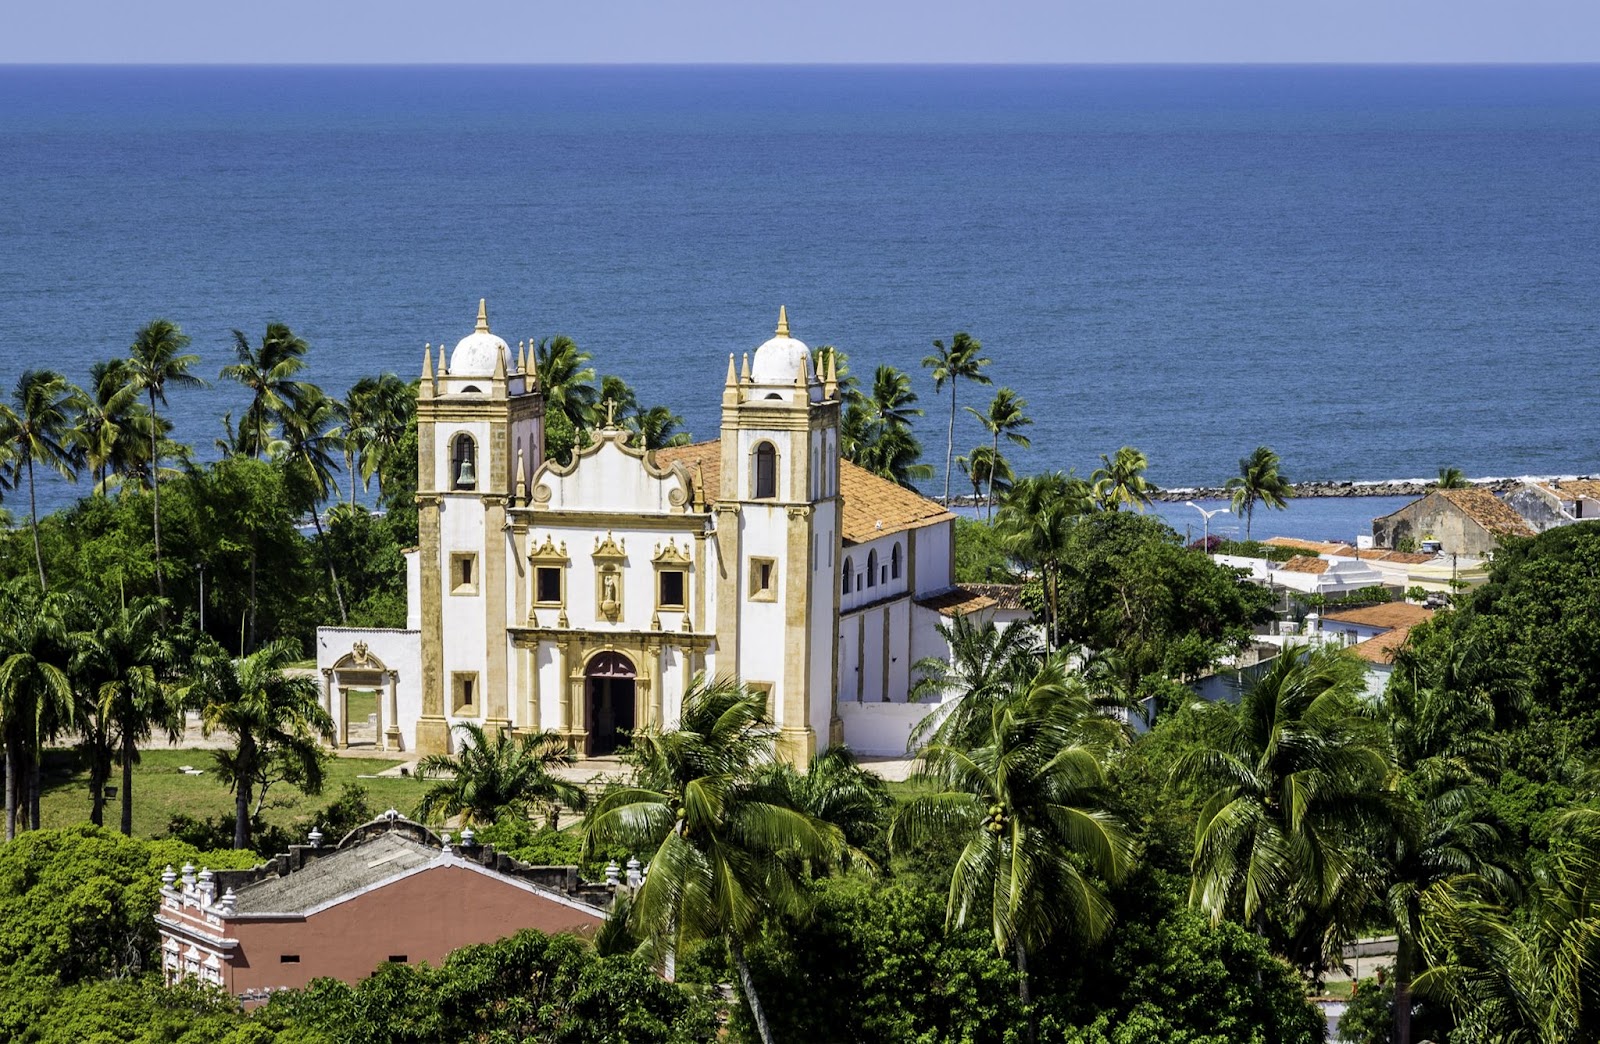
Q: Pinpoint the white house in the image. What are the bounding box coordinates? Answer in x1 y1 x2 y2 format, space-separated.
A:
317 302 1001 766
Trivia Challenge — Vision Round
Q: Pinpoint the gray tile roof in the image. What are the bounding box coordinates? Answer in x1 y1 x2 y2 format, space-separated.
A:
231 833 439 915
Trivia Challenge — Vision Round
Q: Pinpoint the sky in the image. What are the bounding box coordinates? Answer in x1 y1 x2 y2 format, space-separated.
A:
3 0 1598 64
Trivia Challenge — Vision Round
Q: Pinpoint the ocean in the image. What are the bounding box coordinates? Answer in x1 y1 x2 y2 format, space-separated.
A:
2 65 1597 522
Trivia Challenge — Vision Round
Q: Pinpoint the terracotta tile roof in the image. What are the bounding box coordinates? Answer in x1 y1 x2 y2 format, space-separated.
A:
1354 548 1437 565
1538 479 1600 501
1265 537 1349 555
655 440 955 545
1351 625 1418 665
1322 602 1435 630
915 587 998 617
963 583 1027 611
1277 555 1331 575
1435 489 1536 539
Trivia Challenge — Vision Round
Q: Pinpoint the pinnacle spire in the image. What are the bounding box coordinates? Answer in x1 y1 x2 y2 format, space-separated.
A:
475 298 489 333
740 352 751 382
725 352 737 387
825 349 839 398
422 344 434 380
775 305 790 338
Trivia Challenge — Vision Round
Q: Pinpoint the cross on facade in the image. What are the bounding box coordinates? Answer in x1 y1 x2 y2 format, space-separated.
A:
603 397 618 428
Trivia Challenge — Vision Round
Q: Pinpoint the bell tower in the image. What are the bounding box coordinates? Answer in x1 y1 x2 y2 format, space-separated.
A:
414 299 545 754
715 307 842 767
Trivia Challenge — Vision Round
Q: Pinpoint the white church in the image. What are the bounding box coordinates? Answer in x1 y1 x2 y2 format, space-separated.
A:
315 301 1026 765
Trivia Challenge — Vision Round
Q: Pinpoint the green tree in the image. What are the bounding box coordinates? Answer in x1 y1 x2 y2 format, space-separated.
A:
582 676 844 1044
755 745 891 870
892 657 1135 1025
911 611 1043 747
276 387 349 623
69 359 151 496
416 722 587 829
1434 466 1470 490
127 319 204 598
1090 446 1154 513
1174 644 1394 977
968 388 1032 519
631 404 692 450
0 581 74 839
77 594 183 836
220 323 310 460
923 332 992 506
343 373 413 502
0 370 81 590
187 638 335 850
996 472 1094 650
1225 445 1294 541
536 335 599 435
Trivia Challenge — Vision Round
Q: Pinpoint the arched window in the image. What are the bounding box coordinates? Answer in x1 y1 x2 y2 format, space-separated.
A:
842 557 854 595
891 543 902 581
865 550 878 588
753 442 777 499
451 434 477 490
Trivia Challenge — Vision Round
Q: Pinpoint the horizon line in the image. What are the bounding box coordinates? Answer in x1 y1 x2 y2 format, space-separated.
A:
4 60 1600 69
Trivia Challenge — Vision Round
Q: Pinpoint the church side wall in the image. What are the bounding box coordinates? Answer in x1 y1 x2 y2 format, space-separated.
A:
913 522 954 595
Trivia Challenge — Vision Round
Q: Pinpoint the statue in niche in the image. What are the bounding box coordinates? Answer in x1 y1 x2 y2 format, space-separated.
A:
600 568 621 620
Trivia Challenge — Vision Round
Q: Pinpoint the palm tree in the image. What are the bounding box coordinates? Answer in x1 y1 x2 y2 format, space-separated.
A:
582 675 843 1044
127 319 203 598
756 745 891 870
1370 631 1521 1044
867 365 924 432
1435 466 1470 490
187 638 334 850
911 612 1043 747
1225 446 1294 541
416 722 586 829
535 335 599 433
891 657 1135 1025
276 388 349 623
853 421 934 489
345 374 412 500
0 371 80 590
1090 445 1154 512
997 472 1094 650
76 595 182 836
70 359 149 496
0 580 74 840
598 374 639 426
220 323 310 459
1173 643 1394 974
922 332 992 506
968 388 1032 519
629 405 691 450
959 446 1015 520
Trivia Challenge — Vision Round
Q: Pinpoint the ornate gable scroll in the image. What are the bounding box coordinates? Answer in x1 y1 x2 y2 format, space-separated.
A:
529 534 569 563
652 538 692 565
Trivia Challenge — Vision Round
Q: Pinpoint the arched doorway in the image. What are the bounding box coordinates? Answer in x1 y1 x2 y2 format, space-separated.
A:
585 651 637 757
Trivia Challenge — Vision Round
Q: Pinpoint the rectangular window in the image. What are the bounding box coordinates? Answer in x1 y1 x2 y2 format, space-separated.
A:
450 552 478 595
388 955 408 964
280 955 300 964
750 557 777 602
658 569 687 609
535 566 563 605
452 673 479 716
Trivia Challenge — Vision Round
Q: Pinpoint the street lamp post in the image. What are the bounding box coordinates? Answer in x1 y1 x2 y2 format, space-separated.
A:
1185 501 1230 555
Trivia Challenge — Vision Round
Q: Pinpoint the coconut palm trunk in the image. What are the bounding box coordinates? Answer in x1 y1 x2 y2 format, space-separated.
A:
26 455 45 591
4 735 19 841
1393 938 1415 1044
944 384 958 506
729 935 776 1044
310 508 348 624
148 387 165 598
120 729 138 835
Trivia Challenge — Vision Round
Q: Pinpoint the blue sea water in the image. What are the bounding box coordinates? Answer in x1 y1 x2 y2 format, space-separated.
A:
2 65 1598 521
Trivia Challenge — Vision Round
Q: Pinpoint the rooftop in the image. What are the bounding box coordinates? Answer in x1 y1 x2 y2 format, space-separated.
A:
1538 479 1600 502
1351 624 1419 665
1276 555 1331 575
230 832 439 915
1322 602 1435 630
655 440 954 544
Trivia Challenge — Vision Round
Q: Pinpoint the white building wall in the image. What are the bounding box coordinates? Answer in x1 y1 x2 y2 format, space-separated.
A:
913 523 953 595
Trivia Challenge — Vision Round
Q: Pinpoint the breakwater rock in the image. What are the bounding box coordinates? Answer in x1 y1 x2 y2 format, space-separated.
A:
1150 478 1525 503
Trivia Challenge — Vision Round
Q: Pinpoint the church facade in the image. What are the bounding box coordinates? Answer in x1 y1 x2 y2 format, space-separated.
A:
316 302 1014 765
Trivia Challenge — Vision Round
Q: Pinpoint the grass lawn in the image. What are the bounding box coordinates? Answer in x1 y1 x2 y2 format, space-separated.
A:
39 746 430 842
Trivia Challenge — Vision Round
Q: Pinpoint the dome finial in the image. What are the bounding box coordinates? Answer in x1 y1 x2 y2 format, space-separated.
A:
775 305 790 338
475 298 490 334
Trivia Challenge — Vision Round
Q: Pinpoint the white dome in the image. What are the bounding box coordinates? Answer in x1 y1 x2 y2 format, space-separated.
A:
449 299 510 377
749 306 810 385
